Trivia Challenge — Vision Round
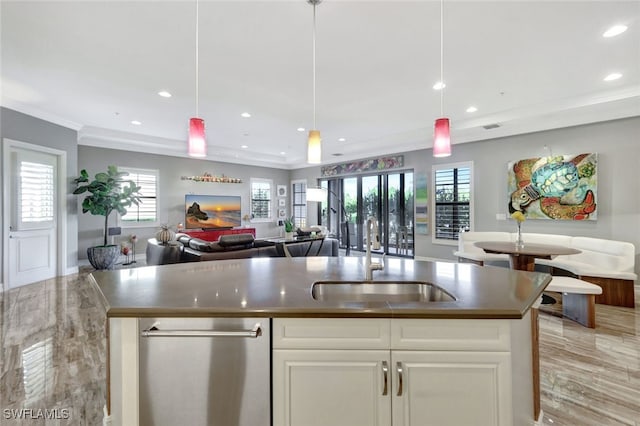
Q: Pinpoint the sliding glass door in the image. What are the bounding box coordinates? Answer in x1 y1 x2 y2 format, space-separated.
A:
319 171 414 257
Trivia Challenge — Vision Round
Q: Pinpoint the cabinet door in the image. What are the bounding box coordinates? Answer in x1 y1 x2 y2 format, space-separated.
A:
273 350 391 426
392 351 512 426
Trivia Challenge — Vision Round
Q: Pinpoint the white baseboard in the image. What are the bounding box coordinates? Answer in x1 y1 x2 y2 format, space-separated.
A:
414 255 453 262
66 266 79 275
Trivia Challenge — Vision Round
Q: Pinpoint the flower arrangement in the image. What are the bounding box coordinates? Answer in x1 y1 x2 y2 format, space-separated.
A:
120 241 130 255
511 211 526 247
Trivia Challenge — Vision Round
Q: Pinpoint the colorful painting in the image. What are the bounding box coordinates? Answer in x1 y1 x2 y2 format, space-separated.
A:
507 153 597 220
321 155 404 177
415 172 429 234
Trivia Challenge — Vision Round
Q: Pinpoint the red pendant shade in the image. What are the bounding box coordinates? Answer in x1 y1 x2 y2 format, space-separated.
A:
188 117 206 158
433 117 451 158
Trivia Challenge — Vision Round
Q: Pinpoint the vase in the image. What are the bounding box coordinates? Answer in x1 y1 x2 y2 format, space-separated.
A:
516 224 524 249
87 245 120 270
156 225 176 244
285 231 294 240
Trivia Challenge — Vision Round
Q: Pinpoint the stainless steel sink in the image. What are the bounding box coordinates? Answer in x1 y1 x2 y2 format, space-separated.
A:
311 281 456 303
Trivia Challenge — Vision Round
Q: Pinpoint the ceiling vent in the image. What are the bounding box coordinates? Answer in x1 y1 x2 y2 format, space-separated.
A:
483 123 500 130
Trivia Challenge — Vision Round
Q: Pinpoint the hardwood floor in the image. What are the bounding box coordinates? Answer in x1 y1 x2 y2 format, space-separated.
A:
1 269 639 425
539 289 640 425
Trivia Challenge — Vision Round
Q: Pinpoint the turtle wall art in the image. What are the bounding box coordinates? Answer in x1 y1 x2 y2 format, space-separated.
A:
507 153 597 220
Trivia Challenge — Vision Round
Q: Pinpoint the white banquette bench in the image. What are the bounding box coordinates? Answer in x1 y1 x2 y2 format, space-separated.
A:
454 232 637 308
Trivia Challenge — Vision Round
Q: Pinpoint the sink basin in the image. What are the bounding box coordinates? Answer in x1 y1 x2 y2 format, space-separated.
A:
311 281 456 303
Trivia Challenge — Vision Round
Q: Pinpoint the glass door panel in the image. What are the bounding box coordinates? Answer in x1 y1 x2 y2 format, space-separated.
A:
319 171 414 257
362 176 382 253
387 174 401 255
342 178 358 251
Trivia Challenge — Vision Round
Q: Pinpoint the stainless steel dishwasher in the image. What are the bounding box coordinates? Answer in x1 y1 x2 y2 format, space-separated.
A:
139 317 270 426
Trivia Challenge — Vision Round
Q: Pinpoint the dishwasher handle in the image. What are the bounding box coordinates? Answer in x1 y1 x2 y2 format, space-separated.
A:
141 323 262 338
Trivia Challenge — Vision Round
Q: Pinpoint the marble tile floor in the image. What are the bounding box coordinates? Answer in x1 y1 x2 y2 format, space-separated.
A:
0 270 639 425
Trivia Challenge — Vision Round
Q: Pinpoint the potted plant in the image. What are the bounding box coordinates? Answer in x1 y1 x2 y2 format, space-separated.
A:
283 216 295 240
73 165 142 269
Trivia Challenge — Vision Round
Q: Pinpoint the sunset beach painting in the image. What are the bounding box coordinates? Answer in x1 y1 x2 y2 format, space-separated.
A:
185 194 242 229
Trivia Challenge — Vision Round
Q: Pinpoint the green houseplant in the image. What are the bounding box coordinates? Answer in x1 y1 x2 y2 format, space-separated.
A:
283 216 295 233
283 216 295 239
73 165 142 269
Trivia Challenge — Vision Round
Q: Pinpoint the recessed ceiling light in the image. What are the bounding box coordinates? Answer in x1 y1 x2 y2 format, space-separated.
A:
241 145 249 149
131 120 142 125
280 151 286 155
297 127 305 132
466 106 478 113
603 25 628 38
604 72 622 81
338 137 346 142
433 81 446 90
241 112 251 118
158 91 172 98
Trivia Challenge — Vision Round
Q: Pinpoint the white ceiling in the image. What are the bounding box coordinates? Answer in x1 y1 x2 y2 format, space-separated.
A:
2 1 639 169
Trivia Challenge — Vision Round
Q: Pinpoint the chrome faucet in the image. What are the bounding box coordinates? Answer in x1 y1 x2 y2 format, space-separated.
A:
365 216 384 280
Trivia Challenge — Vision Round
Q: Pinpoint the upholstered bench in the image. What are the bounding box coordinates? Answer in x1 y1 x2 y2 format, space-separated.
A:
454 231 637 307
544 276 603 328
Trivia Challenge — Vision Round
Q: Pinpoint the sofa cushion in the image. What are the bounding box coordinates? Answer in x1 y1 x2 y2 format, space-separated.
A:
188 238 224 252
176 234 193 245
218 233 255 248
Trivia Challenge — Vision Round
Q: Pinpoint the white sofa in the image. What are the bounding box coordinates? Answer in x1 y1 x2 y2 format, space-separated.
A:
454 231 637 307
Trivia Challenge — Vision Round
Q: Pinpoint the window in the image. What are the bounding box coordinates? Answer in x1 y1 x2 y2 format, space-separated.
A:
119 167 158 226
291 180 307 228
432 162 473 244
251 178 273 221
18 159 55 229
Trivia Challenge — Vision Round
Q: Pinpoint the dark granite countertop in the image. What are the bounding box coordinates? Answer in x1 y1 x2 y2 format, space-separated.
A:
88 257 551 319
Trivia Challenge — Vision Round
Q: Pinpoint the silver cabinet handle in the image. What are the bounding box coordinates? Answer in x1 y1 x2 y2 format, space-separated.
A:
382 361 389 396
396 362 403 396
141 323 262 338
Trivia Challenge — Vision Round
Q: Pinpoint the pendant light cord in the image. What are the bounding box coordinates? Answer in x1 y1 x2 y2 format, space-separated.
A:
440 0 444 116
312 2 317 130
195 0 200 117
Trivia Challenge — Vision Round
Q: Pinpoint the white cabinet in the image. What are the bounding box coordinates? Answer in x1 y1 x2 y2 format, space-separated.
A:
273 350 391 426
272 318 391 426
273 316 533 426
391 351 511 426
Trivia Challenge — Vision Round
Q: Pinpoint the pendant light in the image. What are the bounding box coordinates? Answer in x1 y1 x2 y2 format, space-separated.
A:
307 0 322 164
433 0 451 158
188 0 206 158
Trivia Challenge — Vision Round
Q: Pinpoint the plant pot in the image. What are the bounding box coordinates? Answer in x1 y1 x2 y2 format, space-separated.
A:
285 231 294 240
87 245 120 270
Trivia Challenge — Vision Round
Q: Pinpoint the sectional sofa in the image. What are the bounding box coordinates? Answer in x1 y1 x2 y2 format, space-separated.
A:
147 232 339 265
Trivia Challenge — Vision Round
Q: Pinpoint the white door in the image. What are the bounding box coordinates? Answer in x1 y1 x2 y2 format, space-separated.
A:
5 145 58 288
392 351 512 426
273 349 391 426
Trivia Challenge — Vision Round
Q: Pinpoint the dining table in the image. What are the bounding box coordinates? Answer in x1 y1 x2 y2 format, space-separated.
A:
473 240 581 422
474 241 581 272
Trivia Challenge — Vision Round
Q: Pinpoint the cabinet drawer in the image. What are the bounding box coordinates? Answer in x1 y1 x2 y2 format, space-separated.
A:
273 318 391 349
391 318 511 351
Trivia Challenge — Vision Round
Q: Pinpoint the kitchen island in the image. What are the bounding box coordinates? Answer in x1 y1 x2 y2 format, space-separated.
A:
90 257 550 426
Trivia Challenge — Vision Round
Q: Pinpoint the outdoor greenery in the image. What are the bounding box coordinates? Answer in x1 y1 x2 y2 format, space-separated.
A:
73 165 142 246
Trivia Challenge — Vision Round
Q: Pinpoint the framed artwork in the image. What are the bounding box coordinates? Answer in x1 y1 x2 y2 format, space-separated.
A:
278 209 287 218
321 155 404 176
277 185 287 197
278 198 286 207
507 153 597 220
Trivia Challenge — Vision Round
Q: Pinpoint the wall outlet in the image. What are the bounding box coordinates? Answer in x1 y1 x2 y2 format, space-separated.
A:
496 213 506 221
